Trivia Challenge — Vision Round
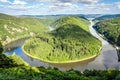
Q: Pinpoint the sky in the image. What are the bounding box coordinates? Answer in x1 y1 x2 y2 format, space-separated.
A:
0 0 120 15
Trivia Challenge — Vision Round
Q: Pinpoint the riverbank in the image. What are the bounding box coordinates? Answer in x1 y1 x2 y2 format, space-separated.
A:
21 18 102 64
3 36 29 52
22 42 101 64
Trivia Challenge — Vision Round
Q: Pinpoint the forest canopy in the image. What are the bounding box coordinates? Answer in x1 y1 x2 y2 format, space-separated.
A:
23 16 102 63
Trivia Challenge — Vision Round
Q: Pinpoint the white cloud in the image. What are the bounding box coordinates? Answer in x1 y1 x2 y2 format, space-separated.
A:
0 3 44 10
48 2 79 12
115 2 120 9
118 5 120 9
0 0 120 15
0 0 11 3
25 0 100 4
13 0 27 5
84 3 112 11
77 0 99 4
0 0 8 2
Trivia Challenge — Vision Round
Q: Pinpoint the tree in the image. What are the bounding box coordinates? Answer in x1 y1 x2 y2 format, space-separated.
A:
117 35 120 46
0 41 3 53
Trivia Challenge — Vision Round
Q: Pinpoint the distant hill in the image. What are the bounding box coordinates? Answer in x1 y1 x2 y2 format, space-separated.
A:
0 13 17 20
81 14 103 18
93 14 120 21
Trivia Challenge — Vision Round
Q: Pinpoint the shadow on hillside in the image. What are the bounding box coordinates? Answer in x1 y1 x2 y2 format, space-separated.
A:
0 54 25 68
51 24 92 39
0 54 16 68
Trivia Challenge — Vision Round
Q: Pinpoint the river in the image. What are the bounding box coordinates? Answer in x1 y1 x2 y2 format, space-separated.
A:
4 19 120 71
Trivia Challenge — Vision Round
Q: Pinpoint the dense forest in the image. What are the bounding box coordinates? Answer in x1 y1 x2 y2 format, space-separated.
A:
93 18 120 46
23 16 101 62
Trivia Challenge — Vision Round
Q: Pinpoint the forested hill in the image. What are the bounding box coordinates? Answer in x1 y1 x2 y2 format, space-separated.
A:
93 14 120 21
24 16 101 62
50 16 90 32
93 18 120 46
0 13 48 45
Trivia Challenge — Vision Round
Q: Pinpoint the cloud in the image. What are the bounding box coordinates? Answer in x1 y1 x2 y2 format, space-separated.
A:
25 0 100 4
0 0 120 15
0 4 41 10
48 0 99 4
115 2 120 9
84 3 111 10
0 0 8 2
76 0 99 4
0 0 11 3
13 0 27 5
48 2 79 12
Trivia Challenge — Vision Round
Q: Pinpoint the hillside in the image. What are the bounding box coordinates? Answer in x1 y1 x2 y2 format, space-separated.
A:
93 18 120 46
50 16 90 32
0 13 49 45
24 16 101 62
93 14 120 21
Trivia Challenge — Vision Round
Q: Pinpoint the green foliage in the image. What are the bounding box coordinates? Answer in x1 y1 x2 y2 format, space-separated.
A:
0 13 49 45
51 16 90 32
24 37 53 60
0 41 28 68
24 16 101 62
0 66 120 80
94 18 120 46
0 53 29 68
0 41 3 53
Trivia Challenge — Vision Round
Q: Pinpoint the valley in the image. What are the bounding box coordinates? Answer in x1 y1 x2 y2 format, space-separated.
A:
0 13 120 80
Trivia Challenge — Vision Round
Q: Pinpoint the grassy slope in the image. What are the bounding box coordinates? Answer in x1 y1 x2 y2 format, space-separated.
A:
0 13 48 45
93 18 120 46
23 16 101 62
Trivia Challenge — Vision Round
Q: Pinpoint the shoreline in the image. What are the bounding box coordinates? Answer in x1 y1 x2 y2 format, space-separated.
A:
3 35 29 46
3 36 29 52
22 43 101 64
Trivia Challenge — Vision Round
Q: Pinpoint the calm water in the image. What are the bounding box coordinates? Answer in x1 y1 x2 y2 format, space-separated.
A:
4 20 120 71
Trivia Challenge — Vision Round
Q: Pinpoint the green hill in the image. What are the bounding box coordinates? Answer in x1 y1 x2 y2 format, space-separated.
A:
0 13 48 45
24 16 101 62
50 16 90 32
93 18 120 46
